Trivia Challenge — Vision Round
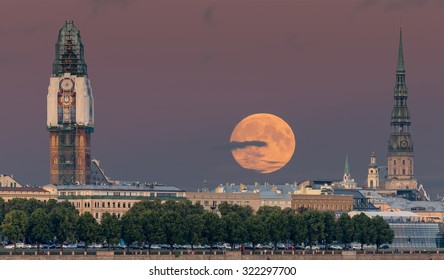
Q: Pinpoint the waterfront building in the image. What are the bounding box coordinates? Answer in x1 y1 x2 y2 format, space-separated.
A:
213 182 297 210
0 185 57 202
291 194 354 212
56 184 185 221
349 211 444 249
47 21 94 185
186 192 261 213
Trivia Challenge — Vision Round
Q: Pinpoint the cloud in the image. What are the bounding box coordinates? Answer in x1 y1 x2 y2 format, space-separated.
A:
214 141 268 151
90 0 135 14
203 5 216 25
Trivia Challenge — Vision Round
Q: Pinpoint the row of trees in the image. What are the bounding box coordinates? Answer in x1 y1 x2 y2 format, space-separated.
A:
0 198 394 251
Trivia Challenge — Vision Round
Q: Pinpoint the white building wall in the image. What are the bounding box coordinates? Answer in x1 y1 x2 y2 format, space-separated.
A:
47 77 59 127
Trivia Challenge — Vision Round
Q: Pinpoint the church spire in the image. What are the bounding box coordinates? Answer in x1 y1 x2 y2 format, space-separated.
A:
344 155 350 177
397 26 405 72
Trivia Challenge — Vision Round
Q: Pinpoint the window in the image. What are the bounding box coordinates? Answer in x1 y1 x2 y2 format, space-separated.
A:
95 213 98 219
128 202 131 208
107 202 110 208
403 169 406 175
402 160 405 165
123 202 126 208
102 202 105 208
118 202 120 208
112 202 115 208
204 201 209 206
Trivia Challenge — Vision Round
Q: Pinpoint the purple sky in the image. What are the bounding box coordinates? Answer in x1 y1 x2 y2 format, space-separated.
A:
1 0 444 197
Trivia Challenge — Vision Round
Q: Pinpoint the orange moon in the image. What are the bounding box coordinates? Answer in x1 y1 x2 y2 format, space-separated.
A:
230 113 296 173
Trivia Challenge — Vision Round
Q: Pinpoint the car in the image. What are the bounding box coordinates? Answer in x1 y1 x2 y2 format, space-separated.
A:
66 243 78 249
379 244 390 249
15 242 25 249
328 245 343 250
4 244 14 249
294 245 306 251
305 245 320 250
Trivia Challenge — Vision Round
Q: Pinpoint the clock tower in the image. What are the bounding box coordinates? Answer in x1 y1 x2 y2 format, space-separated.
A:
386 27 417 190
367 152 379 189
47 21 94 185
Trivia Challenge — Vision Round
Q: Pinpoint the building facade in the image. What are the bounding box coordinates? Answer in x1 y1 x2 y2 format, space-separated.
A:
291 194 354 212
56 184 185 221
386 27 417 190
47 21 94 185
0 186 57 202
187 192 261 213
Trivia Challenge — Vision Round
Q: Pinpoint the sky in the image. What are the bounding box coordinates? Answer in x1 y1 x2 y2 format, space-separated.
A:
1 0 444 197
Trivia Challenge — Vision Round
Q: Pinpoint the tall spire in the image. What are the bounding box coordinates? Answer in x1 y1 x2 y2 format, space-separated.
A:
344 155 350 176
397 26 405 72
52 20 88 76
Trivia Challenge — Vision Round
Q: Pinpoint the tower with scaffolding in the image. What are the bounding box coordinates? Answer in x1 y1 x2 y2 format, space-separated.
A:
47 21 94 185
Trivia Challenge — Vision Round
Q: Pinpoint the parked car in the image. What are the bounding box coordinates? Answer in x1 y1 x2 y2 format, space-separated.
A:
66 243 78 249
294 245 306 251
328 245 343 250
379 244 390 249
4 244 14 249
15 242 25 249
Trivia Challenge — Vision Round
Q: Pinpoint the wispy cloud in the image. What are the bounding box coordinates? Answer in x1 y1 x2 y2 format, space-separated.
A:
214 141 268 151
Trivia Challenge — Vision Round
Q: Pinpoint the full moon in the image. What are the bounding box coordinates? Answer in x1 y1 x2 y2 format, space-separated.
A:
230 113 296 173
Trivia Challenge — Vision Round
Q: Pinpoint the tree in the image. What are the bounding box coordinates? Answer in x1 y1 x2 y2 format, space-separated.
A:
202 212 224 251
121 211 144 251
140 210 164 251
372 216 394 251
288 212 306 248
27 208 52 252
222 212 247 250
160 211 185 251
246 215 268 250
335 213 354 247
49 206 79 250
77 212 101 250
321 212 336 247
303 210 325 248
1 210 28 250
5 198 28 213
219 202 253 220
266 210 288 251
0 198 5 225
184 214 205 250
100 213 121 250
352 213 376 249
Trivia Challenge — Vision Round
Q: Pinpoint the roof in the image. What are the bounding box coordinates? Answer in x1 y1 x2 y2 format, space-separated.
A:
56 184 185 192
0 187 49 193
334 189 366 199
349 210 420 218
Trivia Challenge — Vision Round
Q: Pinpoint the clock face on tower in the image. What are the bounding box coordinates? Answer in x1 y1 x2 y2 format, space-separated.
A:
401 140 408 148
60 78 74 91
